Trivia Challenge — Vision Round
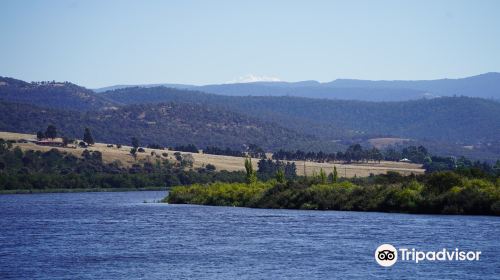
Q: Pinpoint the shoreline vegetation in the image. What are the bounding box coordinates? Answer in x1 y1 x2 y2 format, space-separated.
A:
165 159 500 216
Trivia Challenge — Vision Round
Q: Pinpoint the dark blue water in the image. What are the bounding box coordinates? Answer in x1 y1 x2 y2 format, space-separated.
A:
0 191 498 279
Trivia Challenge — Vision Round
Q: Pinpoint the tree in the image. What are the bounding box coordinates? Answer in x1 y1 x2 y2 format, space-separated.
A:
131 137 139 149
175 144 198 153
83 128 94 145
319 168 327 184
244 157 257 184
370 147 383 163
206 164 216 171
248 144 266 159
45 125 57 139
130 147 137 160
276 168 286 183
181 154 194 168
62 137 69 147
36 131 45 141
333 166 338 183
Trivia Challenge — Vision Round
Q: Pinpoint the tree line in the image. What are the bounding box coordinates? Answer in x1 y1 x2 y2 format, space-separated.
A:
0 139 245 192
167 157 500 216
273 144 387 163
36 125 95 147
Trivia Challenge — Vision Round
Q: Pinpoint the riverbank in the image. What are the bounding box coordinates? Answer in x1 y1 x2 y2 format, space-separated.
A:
165 171 500 216
0 186 167 195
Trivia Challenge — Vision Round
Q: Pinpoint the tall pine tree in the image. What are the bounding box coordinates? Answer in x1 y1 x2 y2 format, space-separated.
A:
83 128 94 145
45 125 57 139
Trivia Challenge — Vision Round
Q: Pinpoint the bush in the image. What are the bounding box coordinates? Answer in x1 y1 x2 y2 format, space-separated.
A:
425 172 462 194
165 172 500 216
206 164 216 171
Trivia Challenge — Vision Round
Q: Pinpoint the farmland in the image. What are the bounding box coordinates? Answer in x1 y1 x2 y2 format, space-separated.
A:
0 131 424 178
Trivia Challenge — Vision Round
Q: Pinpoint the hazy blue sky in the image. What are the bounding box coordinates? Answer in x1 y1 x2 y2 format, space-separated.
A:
1 0 499 87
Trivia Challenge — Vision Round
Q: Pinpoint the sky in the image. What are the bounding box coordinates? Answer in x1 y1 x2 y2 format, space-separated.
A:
1 0 499 88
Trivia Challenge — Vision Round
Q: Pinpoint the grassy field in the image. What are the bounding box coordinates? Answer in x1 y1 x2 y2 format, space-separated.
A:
0 131 424 177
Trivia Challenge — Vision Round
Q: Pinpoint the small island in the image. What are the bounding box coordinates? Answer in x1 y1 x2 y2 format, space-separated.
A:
166 158 500 216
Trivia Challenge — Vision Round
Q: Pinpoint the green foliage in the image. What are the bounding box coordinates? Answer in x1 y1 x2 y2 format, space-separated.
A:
276 168 286 183
244 157 257 184
257 159 296 181
424 171 462 194
166 181 273 207
166 167 500 216
333 166 338 183
319 168 327 184
401 146 429 163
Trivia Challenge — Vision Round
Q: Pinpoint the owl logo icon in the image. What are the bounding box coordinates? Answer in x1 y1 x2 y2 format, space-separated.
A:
375 244 398 267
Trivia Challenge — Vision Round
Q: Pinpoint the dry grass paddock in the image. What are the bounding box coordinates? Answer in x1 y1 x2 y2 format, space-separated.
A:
0 131 424 178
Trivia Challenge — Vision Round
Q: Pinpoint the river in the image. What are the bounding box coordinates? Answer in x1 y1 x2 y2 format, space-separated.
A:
0 191 498 279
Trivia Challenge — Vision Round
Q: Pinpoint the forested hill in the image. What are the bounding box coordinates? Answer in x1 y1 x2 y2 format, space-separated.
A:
94 72 500 101
98 86 500 144
0 76 117 110
1 76 499 160
0 101 311 150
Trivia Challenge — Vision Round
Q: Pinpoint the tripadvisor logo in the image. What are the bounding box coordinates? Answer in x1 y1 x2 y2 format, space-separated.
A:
375 244 481 267
375 244 398 267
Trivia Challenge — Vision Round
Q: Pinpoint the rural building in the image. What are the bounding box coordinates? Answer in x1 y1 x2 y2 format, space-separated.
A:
35 139 64 147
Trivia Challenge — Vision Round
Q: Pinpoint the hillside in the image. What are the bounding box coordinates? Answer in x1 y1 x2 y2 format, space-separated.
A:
1 76 499 160
94 72 500 101
0 76 117 110
2 76 498 146
98 87 500 143
0 101 311 150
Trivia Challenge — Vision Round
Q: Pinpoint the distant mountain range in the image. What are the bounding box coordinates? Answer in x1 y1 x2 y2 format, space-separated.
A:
93 72 500 101
1 75 499 161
